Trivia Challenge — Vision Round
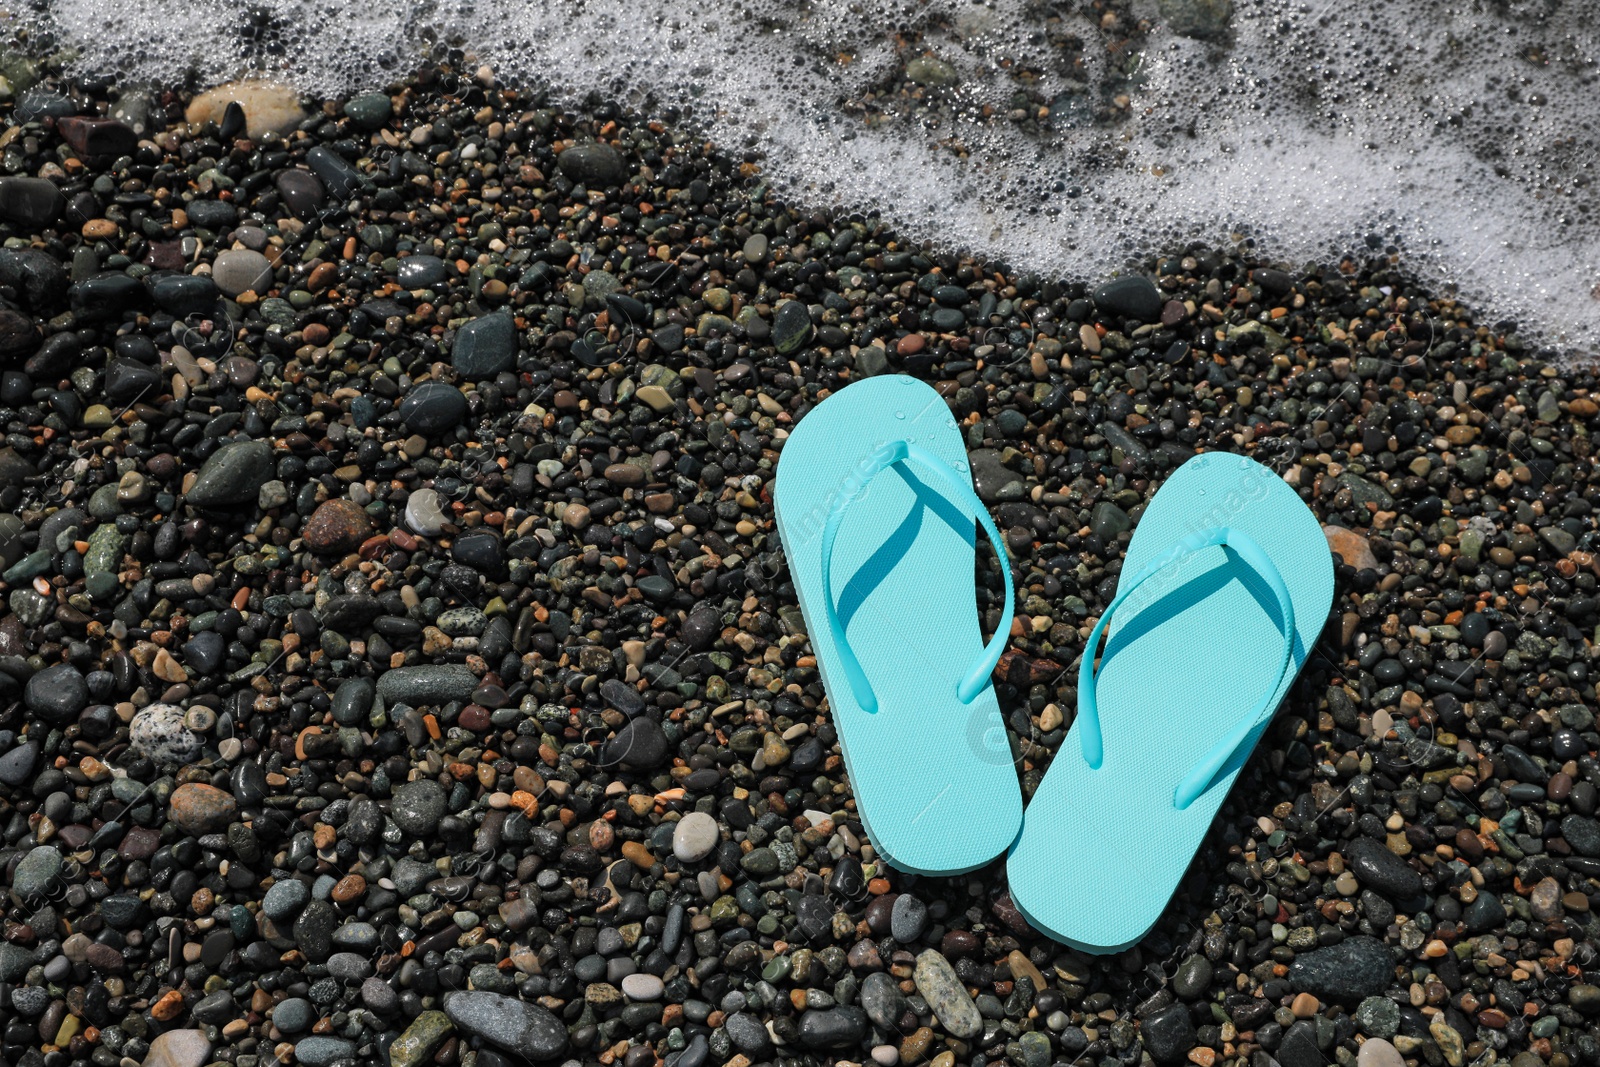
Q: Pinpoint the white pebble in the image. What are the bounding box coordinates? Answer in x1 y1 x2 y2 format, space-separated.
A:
620 973 663 1001
672 811 719 863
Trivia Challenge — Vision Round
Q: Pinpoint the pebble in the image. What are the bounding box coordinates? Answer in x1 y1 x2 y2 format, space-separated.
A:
376 663 478 704
141 1029 212 1067
186 439 273 507
391 779 448 835
212 249 274 297
1288 936 1394 1002
557 142 628 186
798 1005 870 1049
1091 275 1163 321
599 716 669 768
1343 836 1423 899
890 893 928 941
0 177 64 228
443 991 568 1060
185 80 304 138
452 312 519 378
293 1036 356 1067
302 498 375 554
1141 1003 1197 1063
913 949 982 1039
1354 996 1400 1039
12 845 63 900
390 1011 452 1067
672 811 719 862
24 662 87 720
262 879 310 921
405 487 448 535
0 739 40 785
129 703 205 767
400 381 469 435
621 973 664 1000
773 299 813 354
1358 1038 1407 1067
167 782 238 835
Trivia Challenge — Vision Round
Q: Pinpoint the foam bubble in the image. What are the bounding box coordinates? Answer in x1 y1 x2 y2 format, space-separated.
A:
28 0 1600 353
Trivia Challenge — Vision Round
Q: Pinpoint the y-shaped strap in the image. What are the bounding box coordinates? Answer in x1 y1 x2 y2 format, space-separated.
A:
820 439 1015 713
1078 526 1296 809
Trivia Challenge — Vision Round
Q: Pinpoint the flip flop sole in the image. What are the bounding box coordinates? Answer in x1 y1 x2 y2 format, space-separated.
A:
774 376 1023 875
1008 452 1332 950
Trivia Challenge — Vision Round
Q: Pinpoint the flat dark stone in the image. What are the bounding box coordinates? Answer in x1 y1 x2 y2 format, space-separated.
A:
187 439 273 507
797 1005 869 1049
1092 275 1163 321
104 357 161 401
599 717 669 769
1344 836 1423 900
452 312 519 378
400 381 469 436
25 663 88 721
1141 1003 1196 1063
306 145 365 199
276 169 326 219
1288 936 1394 1002
0 248 68 308
557 143 628 187
149 273 221 316
185 200 238 230
0 177 63 228
444 991 568 1061
57 117 138 158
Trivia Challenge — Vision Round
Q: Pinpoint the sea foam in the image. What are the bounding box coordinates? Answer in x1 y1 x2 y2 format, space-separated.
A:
27 0 1600 355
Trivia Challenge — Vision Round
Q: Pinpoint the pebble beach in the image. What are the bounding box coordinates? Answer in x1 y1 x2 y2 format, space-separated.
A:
0 39 1599 1067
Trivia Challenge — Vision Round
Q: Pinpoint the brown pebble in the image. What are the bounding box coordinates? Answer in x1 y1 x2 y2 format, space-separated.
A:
168 783 238 835
303 498 376 555
896 333 926 355
1291 992 1320 1017
84 942 125 974
150 989 185 1021
620 841 656 868
458 705 492 732
1006 949 1046 991
941 929 980 958
1454 828 1484 861
82 218 119 240
900 1027 934 1061
330 875 367 903
604 463 645 486
307 261 339 292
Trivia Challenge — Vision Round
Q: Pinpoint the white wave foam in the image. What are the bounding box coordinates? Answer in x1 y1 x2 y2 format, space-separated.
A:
29 0 1600 353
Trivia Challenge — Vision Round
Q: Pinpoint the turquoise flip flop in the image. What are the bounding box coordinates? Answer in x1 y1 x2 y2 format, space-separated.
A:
1007 452 1333 951
773 375 1024 875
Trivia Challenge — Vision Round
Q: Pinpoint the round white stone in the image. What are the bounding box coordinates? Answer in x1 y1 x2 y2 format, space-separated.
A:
1358 1038 1406 1067
672 811 719 863
620 973 664 1001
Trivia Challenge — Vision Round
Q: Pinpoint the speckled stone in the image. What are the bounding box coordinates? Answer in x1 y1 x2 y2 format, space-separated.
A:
129 703 205 768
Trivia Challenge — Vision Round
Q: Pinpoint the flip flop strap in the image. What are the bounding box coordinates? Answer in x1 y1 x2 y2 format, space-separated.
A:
1077 525 1296 809
820 439 1016 713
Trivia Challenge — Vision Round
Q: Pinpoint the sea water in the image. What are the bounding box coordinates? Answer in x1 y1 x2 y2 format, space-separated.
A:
29 0 1600 354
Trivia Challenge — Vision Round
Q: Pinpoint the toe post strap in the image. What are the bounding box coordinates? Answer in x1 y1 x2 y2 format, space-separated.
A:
820 439 1015 713
1076 526 1296 809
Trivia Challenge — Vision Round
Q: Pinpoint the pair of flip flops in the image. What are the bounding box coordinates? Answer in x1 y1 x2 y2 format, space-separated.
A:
773 376 1334 952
